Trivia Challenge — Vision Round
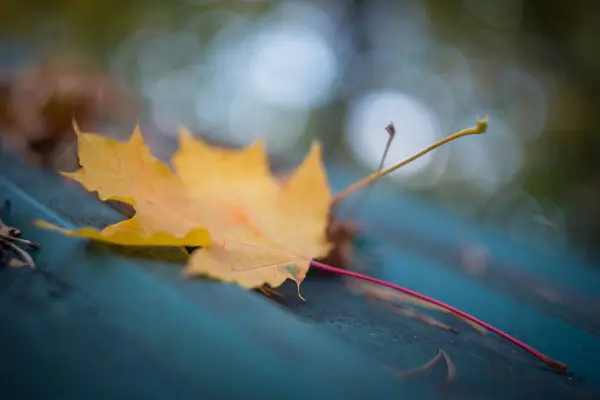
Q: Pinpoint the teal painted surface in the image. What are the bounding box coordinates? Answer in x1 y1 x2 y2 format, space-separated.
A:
2 153 600 398
327 165 600 294
0 157 430 399
376 241 600 382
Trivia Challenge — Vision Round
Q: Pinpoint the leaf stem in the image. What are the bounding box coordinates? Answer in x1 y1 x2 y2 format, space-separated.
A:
332 116 488 205
310 258 568 373
345 122 396 218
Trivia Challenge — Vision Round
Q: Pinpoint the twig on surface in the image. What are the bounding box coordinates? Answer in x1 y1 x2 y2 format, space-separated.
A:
0 200 39 269
311 259 568 373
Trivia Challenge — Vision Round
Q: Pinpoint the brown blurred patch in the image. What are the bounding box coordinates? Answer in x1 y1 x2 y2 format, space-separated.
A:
319 213 358 270
0 55 138 171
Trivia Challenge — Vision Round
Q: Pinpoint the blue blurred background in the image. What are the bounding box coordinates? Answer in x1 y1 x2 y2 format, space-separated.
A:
1 0 600 262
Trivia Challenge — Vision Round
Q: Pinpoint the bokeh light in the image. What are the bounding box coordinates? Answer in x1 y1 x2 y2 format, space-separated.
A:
246 25 339 109
7 0 600 257
345 91 446 188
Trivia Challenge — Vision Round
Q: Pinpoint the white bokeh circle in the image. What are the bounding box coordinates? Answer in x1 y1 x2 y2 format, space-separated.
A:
346 91 444 185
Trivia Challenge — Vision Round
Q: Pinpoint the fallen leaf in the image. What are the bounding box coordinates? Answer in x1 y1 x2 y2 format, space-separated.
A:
8 115 578 375
38 118 487 292
37 125 333 290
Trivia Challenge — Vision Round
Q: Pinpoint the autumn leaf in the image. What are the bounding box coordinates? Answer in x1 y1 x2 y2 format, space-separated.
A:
37 117 488 292
27 117 574 374
37 124 333 290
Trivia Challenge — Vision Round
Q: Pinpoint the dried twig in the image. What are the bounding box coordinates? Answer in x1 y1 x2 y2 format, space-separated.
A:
347 278 486 334
439 349 456 383
333 117 488 204
258 285 284 298
346 122 396 219
8 258 30 268
387 302 458 333
312 259 568 373
0 200 39 269
397 348 456 383
397 350 443 379
0 239 36 268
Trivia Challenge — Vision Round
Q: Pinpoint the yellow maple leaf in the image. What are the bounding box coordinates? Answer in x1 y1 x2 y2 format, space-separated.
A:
37 116 487 293
36 123 333 290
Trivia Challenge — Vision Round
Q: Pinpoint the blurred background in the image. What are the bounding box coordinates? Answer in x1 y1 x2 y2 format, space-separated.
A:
1 0 600 262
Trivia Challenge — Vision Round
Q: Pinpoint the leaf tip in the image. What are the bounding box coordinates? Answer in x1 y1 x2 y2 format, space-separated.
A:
248 137 266 153
296 140 325 174
297 284 306 301
309 140 323 158
128 123 145 145
179 125 192 135
177 126 194 144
